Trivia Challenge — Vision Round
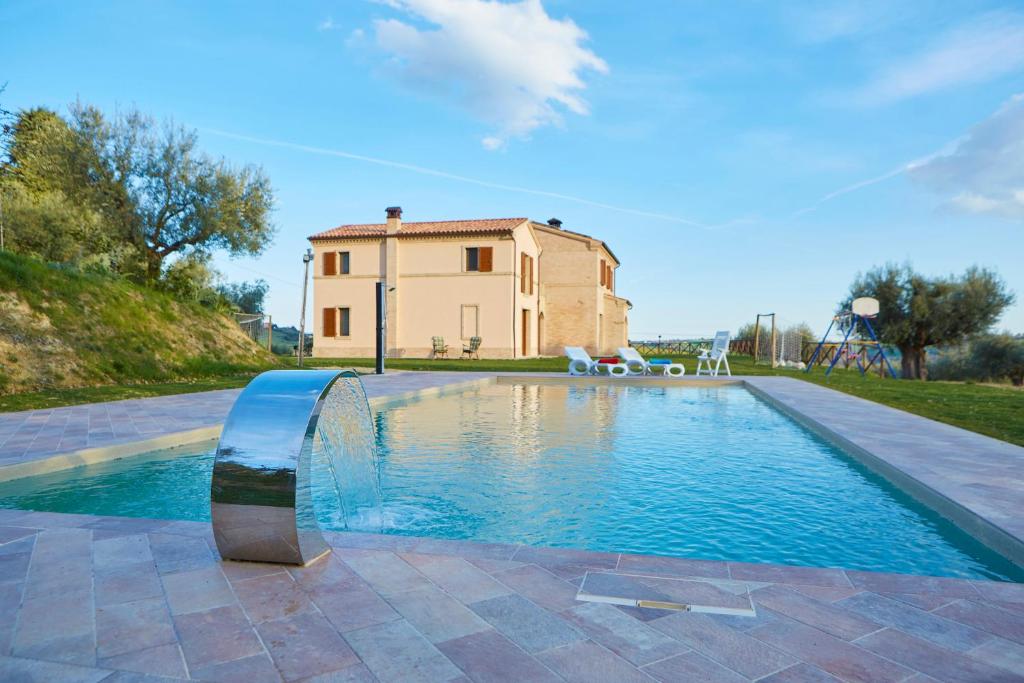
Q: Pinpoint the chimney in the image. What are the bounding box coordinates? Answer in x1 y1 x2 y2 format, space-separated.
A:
547 218 562 228
386 206 402 235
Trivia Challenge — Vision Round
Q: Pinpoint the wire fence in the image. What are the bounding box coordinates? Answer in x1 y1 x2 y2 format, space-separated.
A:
232 312 273 351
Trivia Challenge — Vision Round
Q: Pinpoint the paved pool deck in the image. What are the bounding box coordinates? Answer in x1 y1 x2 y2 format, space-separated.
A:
1 509 1023 682
0 371 1022 681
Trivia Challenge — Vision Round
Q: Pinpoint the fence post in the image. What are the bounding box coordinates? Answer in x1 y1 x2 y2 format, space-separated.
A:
267 315 272 352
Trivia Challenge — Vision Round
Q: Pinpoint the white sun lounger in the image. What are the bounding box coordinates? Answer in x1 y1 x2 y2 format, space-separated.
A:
565 347 628 377
696 331 732 377
618 347 685 377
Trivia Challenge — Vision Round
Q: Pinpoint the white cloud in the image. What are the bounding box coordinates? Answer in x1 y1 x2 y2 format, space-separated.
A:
848 11 1024 105
909 93 1024 219
318 17 339 31
363 0 607 149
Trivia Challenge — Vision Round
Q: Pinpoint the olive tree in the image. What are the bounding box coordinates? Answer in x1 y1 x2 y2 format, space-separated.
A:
846 264 1014 380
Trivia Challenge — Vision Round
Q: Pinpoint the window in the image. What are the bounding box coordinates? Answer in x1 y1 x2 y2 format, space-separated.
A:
339 251 350 275
323 252 337 277
322 307 337 337
465 246 493 272
600 259 606 286
339 307 351 337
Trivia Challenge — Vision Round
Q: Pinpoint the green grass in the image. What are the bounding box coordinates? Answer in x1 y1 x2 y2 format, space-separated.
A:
0 375 259 413
308 354 1024 446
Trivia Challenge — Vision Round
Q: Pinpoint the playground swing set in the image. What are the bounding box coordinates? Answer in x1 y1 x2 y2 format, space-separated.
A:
805 297 898 378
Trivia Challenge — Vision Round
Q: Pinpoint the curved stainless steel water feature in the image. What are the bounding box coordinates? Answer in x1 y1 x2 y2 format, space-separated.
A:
211 369 377 565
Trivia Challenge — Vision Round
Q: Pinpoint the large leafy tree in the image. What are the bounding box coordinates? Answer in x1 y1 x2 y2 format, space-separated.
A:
846 264 1014 380
1 101 274 279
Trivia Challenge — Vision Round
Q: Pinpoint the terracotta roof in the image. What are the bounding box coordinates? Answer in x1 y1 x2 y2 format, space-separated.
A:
309 218 528 241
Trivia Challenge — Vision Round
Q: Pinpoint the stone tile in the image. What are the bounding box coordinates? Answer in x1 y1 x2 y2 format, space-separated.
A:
510 545 618 571
101 672 190 682
308 576 401 634
98 642 188 679
12 511 100 529
95 561 164 607
13 588 95 665
342 550 432 597
562 602 684 666
0 545 33 583
256 612 359 681
386 583 491 643
148 533 215 575
408 537 520 562
972 580 1024 606
287 554 358 590
82 516 170 536
437 630 560 682
935 599 1024 645
492 564 579 611
161 565 236 615
297 663 377 682
651 612 794 679
836 591 992 651
879 591 955 611
752 585 881 640
616 552 730 579
641 651 747 683
233 572 316 624
789 584 862 603
968 636 1024 675
466 557 527 574
96 597 177 659
845 570 980 599
93 534 153 568
759 662 843 682
749 618 912 683
345 619 464 682
728 562 852 588
191 653 283 683
174 604 265 670
856 627 1021 682
536 639 650 682
0 526 36 545
469 594 584 654
0 654 110 683
221 561 286 583
400 553 511 604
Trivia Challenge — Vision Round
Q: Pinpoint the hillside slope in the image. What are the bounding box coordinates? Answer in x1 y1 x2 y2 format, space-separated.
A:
0 251 275 394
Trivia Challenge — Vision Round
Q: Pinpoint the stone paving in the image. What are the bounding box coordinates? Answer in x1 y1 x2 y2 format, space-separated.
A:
0 509 1022 682
0 372 491 469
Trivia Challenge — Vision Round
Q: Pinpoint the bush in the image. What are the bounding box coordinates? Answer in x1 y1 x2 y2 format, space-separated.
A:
971 334 1024 386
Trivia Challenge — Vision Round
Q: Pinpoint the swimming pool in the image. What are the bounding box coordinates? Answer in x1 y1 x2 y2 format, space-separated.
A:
1 382 1019 581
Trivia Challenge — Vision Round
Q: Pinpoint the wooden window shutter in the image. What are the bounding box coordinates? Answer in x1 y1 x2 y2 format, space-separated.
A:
520 252 526 292
323 307 337 337
479 247 493 272
323 252 337 276
607 266 613 291
528 257 534 295
600 259 606 286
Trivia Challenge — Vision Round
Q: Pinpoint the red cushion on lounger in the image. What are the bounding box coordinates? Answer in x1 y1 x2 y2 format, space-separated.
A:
598 357 619 363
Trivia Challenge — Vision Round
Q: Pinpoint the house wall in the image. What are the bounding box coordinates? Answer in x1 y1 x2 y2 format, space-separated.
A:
534 225 629 356
311 223 541 359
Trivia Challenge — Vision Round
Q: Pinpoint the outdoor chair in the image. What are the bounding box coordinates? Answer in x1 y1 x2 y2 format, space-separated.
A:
696 330 732 376
565 346 628 377
432 336 449 359
619 346 685 377
462 336 482 360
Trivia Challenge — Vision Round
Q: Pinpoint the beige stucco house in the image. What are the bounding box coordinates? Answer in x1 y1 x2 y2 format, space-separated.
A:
308 207 630 359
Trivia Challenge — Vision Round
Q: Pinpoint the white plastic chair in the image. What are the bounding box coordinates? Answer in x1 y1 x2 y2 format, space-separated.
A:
565 347 628 377
696 331 732 377
618 347 685 377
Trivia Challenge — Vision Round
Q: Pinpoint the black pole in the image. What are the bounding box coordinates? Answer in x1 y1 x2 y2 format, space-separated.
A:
375 281 385 375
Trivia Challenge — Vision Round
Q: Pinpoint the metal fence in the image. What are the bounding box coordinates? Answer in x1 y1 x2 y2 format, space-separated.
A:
233 313 272 351
630 338 897 369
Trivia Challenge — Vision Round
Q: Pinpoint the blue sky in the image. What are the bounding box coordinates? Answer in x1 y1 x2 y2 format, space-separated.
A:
2 0 1023 337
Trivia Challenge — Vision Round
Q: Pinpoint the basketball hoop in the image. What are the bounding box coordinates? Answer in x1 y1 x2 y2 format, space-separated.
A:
851 297 879 318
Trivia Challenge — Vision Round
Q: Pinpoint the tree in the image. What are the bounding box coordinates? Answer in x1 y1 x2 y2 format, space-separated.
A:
66 104 275 279
218 279 269 314
970 334 1024 386
846 264 1014 380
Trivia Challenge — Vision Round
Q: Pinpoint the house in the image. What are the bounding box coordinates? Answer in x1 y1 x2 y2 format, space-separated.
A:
308 207 630 359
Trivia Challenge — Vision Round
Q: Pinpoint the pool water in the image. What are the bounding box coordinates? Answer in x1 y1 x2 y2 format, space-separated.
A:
1 383 1019 581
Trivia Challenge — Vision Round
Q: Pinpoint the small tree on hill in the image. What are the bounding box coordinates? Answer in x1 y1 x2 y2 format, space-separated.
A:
846 264 1013 380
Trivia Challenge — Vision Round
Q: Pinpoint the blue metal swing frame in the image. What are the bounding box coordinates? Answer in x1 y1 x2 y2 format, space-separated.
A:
805 314 897 378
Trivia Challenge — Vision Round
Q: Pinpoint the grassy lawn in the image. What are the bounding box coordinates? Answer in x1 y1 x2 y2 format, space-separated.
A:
3 353 1020 447
0 375 258 413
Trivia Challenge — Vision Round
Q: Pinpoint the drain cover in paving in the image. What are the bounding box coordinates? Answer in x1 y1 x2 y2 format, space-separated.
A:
576 571 756 616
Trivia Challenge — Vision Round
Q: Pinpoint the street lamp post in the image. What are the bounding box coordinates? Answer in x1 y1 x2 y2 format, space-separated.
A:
297 248 313 367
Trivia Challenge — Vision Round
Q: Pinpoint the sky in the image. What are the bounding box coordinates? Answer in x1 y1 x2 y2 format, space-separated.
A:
2 0 1023 338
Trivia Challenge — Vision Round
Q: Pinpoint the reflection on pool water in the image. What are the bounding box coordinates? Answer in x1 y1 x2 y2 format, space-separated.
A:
1 383 1020 581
